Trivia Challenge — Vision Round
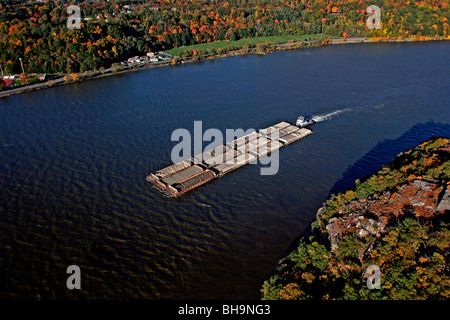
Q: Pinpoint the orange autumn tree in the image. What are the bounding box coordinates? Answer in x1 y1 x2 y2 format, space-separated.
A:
0 0 448 74
262 137 450 300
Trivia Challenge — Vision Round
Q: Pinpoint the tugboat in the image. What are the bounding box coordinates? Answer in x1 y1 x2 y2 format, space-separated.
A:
296 115 316 128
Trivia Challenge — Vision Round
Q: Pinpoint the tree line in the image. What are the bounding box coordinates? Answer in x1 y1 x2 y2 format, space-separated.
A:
262 137 450 300
0 0 448 74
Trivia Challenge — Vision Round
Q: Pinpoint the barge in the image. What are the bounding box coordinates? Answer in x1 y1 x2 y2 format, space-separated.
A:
146 121 313 197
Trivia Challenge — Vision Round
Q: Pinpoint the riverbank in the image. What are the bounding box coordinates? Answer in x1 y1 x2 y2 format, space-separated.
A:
165 34 326 57
1 36 327 98
0 60 172 98
1 36 447 99
176 36 329 65
261 137 450 300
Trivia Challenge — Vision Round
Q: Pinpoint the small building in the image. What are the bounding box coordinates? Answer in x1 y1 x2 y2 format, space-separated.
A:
127 56 141 64
147 52 160 62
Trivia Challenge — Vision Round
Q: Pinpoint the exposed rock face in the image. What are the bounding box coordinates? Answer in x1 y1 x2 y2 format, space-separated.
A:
325 179 445 253
326 214 388 252
436 186 450 212
262 138 450 300
362 180 442 218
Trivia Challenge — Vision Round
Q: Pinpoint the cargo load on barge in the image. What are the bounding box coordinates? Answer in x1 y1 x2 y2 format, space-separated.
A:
146 121 312 197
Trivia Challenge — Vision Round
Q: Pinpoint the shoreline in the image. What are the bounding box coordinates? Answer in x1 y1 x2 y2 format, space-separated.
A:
261 137 450 300
1 37 447 99
0 60 172 98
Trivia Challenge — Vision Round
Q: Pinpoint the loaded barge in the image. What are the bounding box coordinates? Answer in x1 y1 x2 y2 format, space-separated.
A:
146 121 312 197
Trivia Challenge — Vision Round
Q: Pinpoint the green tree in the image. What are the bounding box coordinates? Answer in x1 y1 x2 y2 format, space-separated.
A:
0 79 6 91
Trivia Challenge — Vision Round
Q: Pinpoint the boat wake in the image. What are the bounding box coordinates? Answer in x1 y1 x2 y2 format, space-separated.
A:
310 104 385 123
1 143 15 148
311 108 354 123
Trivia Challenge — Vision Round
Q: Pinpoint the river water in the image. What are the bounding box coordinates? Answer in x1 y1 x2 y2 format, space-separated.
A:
0 41 449 299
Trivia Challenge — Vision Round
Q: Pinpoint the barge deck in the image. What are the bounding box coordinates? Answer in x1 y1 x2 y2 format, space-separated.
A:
146 121 312 197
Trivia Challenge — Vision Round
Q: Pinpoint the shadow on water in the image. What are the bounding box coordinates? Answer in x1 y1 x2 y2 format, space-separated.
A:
281 121 450 258
330 121 450 195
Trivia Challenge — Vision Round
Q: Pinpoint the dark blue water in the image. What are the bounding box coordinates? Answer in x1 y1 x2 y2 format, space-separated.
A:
0 41 449 299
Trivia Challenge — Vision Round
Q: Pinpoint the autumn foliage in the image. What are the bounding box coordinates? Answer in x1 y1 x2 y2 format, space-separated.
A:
0 0 449 74
262 138 450 300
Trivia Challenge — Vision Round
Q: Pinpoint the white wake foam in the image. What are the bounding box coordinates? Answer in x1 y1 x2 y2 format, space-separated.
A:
311 108 354 122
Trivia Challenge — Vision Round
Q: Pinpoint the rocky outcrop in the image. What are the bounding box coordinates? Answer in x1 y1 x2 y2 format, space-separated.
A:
436 186 450 212
325 179 447 254
326 214 388 252
262 137 450 300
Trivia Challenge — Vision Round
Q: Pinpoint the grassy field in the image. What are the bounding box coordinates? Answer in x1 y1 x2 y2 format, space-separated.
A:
165 34 326 56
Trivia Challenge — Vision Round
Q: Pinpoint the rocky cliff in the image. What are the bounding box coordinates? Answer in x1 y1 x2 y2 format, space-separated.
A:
262 137 449 300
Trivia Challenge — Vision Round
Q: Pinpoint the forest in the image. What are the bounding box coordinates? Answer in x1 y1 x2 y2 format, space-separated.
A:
0 0 448 75
261 137 450 300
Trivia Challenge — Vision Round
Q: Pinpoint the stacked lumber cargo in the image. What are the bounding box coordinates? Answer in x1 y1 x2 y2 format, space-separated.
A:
161 165 204 186
154 160 191 178
272 121 291 130
194 145 239 168
146 160 217 197
227 131 260 149
279 125 301 136
212 151 258 176
259 126 279 139
172 170 217 194
279 128 312 144
249 139 283 158
146 120 313 197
